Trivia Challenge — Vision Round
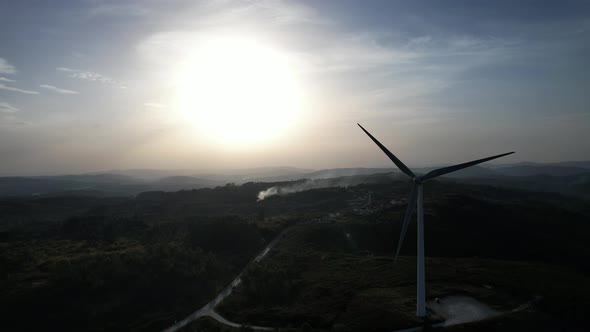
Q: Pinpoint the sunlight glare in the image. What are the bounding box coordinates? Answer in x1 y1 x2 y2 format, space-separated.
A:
175 36 302 147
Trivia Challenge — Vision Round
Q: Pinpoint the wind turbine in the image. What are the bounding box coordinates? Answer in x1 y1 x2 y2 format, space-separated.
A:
357 123 514 317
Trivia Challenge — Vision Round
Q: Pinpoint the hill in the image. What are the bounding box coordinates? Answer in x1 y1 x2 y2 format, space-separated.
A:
3 162 590 198
1 177 589 331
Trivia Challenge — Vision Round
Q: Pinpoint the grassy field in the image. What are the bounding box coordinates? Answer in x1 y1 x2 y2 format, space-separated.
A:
1 178 589 331
218 218 590 331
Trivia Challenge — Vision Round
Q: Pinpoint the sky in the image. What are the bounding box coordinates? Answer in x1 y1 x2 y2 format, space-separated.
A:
0 0 589 175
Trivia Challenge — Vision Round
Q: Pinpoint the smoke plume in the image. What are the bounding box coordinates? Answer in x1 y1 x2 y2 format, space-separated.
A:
256 174 396 201
257 181 328 201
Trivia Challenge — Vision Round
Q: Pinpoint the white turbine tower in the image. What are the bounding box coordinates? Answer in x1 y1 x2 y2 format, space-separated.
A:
357 123 514 317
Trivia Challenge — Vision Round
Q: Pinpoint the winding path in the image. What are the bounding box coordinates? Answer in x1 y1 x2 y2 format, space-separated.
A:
162 224 539 332
161 228 289 332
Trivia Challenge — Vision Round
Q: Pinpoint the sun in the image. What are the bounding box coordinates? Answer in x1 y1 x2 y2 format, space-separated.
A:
175 36 302 147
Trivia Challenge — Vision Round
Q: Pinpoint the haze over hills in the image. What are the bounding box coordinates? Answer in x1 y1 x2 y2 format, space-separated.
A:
493 165 589 177
1 161 590 198
99 167 313 182
2 165 589 332
488 160 590 169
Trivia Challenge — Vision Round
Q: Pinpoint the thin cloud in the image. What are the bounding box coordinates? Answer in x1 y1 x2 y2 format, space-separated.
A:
0 102 19 113
40 84 79 94
0 83 39 95
0 76 16 82
214 0 326 25
144 102 168 109
173 0 326 27
57 67 117 84
0 114 31 126
0 58 17 74
88 3 149 17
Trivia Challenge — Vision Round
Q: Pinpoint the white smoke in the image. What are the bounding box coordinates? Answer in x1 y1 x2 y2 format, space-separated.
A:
257 178 356 201
257 184 313 201
257 186 280 201
255 171 405 201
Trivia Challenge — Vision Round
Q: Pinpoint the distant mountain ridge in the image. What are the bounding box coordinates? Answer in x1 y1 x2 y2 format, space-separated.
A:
494 165 589 177
1 161 589 197
0 174 219 197
489 160 590 169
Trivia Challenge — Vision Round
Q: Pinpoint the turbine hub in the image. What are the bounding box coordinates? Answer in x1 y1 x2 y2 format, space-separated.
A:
413 177 422 184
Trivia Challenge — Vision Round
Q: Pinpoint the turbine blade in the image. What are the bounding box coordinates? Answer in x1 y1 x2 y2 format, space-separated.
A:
357 124 415 178
395 184 417 263
421 151 515 181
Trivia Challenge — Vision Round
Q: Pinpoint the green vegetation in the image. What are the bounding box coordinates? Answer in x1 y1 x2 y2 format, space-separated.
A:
217 181 590 331
219 224 590 331
1 215 275 331
1 177 589 331
0 183 299 331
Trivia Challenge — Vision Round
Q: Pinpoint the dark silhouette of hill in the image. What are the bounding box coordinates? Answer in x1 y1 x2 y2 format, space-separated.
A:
151 176 222 188
2 161 590 198
1 175 589 331
459 172 590 198
0 174 221 197
0 174 145 196
489 160 590 169
494 165 589 176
